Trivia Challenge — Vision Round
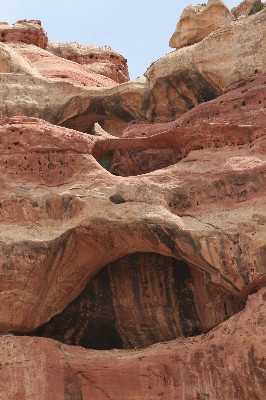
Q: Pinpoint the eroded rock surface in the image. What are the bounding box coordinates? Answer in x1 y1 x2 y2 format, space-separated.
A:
0 115 265 333
0 19 48 48
47 41 129 83
169 0 233 49
0 4 265 399
35 253 243 349
0 288 265 400
110 74 265 175
0 9 265 129
232 0 265 17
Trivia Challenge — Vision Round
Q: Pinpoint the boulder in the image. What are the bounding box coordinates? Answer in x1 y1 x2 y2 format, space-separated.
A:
169 0 233 49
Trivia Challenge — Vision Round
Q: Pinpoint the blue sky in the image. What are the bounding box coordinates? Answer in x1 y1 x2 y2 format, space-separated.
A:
1 0 240 78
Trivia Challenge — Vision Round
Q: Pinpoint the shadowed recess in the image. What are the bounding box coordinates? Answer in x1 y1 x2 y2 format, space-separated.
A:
34 253 244 350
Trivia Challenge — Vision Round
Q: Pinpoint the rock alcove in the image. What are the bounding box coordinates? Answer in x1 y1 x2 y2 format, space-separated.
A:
34 252 244 350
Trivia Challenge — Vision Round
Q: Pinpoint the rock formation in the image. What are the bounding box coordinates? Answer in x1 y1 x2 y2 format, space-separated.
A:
0 19 48 48
35 253 243 349
232 0 265 17
47 41 129 83
169 0 233 49
0 8 265 131
0 288 265 399
105 73 265 176
0 1 265 399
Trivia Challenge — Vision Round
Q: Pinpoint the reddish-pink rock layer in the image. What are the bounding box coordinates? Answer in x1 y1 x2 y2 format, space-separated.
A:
0 19 48 48
8 43 119 87
98 74 266 176
0 116 265 333
178 73 266 128
0 288 265 400
118 74 266 140
47 41 129 83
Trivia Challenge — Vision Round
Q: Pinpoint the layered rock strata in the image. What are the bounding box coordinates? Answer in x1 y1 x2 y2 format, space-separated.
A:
47 41 129 83
0 114 265 333
0 288 265 400
0 9 265 130
0 3 265 399
109 74 265 175
8 43 120 87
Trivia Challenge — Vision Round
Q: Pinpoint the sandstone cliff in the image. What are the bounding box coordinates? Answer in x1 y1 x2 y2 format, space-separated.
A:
0 2 265 399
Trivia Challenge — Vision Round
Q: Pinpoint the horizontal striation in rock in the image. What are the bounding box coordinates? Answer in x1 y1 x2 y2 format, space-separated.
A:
0 288 265 400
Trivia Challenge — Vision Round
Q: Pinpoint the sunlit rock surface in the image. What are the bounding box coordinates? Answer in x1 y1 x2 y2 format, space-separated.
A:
169 0 233 49
0 9 265 129
0 2 265 399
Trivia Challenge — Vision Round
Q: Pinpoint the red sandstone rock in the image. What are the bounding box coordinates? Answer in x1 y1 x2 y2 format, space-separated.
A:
8 43 119 87
108 74 266 174
0 10 265 131
0 19 48 48
35 253 243 349
0 116 265 334
47 41 129 83
115 74 265 136
177 73 266 128
0 8 265 399
0 288 265 400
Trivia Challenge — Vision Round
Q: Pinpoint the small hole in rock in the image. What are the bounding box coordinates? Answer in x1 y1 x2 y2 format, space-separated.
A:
109 194 126 204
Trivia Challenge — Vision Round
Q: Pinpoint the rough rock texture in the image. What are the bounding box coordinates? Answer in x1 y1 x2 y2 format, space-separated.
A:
7 43 121 88
0 9 265 130
0 4 266 399
169 0 233 49
0 288 265 400
47 41 129 83
0 115 265 333
35 253 243 349
232 0 265 17
110 74 266 175
0 19 48 48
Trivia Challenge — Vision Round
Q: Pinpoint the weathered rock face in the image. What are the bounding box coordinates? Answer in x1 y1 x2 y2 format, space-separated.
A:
7 43 121 87
169 0 233 49
112 73 265 156
0 4 266 399
177 73 266 127
0 19 48 48
232 0 265 17
0 288 265 400
109 147 182 176
0 116 265 333
35 253 243 349
47 41 129 83
97 74 266 179
0 9 265 130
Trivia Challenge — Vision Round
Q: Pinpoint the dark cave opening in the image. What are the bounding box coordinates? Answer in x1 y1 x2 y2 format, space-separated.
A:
98 148 182 176
34 253 244 350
